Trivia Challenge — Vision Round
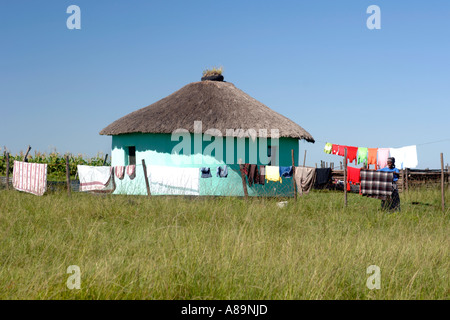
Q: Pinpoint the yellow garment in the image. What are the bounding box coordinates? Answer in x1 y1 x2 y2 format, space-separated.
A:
265 166 282 183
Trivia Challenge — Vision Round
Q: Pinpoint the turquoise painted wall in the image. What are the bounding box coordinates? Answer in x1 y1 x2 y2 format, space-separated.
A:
110 133 299 196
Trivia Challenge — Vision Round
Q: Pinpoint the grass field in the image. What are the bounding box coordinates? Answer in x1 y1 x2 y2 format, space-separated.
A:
0 187 448 299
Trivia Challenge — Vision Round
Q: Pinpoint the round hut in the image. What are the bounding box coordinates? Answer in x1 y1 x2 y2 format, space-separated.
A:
100 75 314 196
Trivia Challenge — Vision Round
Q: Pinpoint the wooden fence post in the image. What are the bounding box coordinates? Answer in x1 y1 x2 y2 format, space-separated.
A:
405 168 409 191
142 159 151 197
292 149 297 201
238 159 248 200
103 154 108 166
23 145 31 162
441 153 445 212
6 152 10 190
65 155 71 197
344 148 348 207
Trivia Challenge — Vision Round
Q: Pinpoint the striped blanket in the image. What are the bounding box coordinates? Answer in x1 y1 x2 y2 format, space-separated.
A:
12 161 48 196
360 170 393 198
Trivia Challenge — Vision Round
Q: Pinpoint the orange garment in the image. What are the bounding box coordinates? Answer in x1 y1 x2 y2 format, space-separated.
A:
368 148 378 166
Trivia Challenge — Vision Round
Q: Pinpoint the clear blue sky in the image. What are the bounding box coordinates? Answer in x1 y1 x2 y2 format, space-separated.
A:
1 0 449 169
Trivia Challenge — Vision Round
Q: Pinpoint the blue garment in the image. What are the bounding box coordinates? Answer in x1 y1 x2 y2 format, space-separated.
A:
216 165 228 178
279 166 293 178
377 167 399 182
200 167 212 178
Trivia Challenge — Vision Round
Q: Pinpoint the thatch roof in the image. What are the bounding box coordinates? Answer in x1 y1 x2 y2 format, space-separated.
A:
99 80 314 142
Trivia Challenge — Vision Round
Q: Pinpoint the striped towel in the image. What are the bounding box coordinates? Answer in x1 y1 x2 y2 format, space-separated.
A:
360 170 393 198
115 166 125 180
12 161 48 196
126 165 136 179
77 165 113 192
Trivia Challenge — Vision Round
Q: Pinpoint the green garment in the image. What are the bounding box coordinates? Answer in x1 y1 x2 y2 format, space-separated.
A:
324 143 332 154
357 147 368 165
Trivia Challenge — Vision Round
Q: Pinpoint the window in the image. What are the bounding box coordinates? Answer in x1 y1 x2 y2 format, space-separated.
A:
127 146 136 166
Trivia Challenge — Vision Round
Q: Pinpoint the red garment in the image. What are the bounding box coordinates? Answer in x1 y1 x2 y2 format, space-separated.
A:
337 145 347 156
331 144 339 155
346 167 361 191
347 167 361 184
346 146 358 164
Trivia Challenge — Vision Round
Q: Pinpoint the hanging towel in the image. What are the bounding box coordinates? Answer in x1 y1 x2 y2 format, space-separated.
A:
357 147 369 165
266 166 282 183
402 145 418 169
126 165 136 180
360 170 393 199
294 167 316 196
331 144 339 155
12 161 47 196
216 165 228 178
314 168 332 188
324 143 332 154
115 166 125 180
200 167 212 178
346 146 358 164
148 165 199 195
279 166 293 178
368 148 378 166
77 165 113 192
377 148 390 169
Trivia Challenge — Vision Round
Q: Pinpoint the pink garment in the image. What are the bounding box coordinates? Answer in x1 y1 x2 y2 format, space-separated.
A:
115 166 125 179
12 161 47 196
126 165 136 180
377 148 390 169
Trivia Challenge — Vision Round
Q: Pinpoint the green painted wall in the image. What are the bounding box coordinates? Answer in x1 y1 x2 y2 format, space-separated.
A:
110 133 299 196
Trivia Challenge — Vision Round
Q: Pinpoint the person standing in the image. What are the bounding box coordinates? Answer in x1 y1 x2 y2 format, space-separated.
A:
378 157 401 211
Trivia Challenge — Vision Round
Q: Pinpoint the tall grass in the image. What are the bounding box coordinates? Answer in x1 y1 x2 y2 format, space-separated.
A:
0 188 448 299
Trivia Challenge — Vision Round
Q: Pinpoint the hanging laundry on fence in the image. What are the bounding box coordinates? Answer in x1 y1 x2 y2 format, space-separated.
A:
77 165 114 192
357 147 368 165
148 165 199 195
331 144 339 155
258 165 265 185
12 160 48 196
200 167 212 178
389 145 418 169
279 166 293 178
346 167 361 191
115 166 125 180
367 148 378 167
126 165 136 180
216 165 228 178
266 166 282 183
377 148 390 169
346 146 358 164
294 167 316 196
360 170 393 199
314 168 332 189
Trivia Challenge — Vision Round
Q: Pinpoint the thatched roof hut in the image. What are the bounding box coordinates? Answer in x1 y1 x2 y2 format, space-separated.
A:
100 79 314 142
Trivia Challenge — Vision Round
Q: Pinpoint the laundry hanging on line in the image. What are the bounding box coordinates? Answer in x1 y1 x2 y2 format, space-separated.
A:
12 160 48 196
